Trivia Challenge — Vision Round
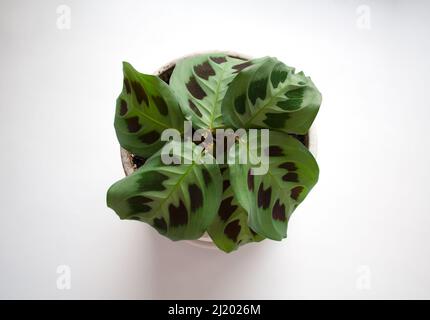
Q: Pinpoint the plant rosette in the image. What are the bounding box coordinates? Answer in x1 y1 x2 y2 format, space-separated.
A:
107 52 322 253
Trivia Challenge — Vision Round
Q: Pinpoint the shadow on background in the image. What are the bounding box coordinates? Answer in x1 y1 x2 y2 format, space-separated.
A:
147 229 269 299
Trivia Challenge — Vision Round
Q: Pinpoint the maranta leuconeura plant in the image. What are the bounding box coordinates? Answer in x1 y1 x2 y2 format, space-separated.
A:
107 53 322 253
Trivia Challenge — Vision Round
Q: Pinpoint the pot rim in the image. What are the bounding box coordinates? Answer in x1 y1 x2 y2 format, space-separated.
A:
119 51 318 250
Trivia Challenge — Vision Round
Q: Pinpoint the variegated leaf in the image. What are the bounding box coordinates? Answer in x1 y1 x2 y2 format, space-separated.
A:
222 57 321 134
229 131 319 240
207 167 264 253
170 53 259 130
107 141 222 240
115 62 184 158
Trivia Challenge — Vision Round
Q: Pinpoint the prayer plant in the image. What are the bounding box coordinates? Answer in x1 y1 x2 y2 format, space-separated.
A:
107 53 321 253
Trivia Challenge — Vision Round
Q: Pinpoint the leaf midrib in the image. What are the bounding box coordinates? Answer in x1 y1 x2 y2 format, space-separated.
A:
132 97 171 130
151 163 196 220
242 86 283 127
120 94 184 133
208 62 230 130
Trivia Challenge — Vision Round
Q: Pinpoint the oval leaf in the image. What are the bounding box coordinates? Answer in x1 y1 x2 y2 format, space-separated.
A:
229 131 319 240
207 167 264 253
107 141 222 240
170 53 258 130
115 62 184 158
222 57 322 134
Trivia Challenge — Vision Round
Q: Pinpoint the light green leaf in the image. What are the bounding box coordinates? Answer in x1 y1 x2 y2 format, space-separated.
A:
229 131 319 240
222 57 321 134
114 62 184 158
107 141 223 240
207 167 264 253
170 53 259 130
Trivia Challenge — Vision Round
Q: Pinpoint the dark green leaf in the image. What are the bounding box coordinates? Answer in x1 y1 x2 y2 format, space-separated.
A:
229 131 319 240
107 141 223 240
207 167 264 253
170 53 259 130
115 62 184 158
222 57 321 134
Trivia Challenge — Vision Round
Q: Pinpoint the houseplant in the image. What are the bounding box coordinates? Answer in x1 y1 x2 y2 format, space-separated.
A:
107 52 321 253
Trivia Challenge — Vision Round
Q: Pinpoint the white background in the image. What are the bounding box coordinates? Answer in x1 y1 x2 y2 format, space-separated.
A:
1 0 430 299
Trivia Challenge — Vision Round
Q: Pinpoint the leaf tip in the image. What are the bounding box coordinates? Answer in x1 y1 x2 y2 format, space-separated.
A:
122 61 137 76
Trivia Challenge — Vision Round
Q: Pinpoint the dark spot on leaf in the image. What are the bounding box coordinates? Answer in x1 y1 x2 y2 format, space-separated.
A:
220 166 228 175
127 195 152 213
194 60 215 80
152 96 168 116
233 61 252 73
224 219 241 242
157 65 175 84
234 94 246 115
279 162 297 171
169 200 188 227
130 216 141 221
290 186 304 200
126 117 141 133
223 179 230 192
210 56 227 64
263 112 290 128
281 100 302 111
257 183 272 209
153 217 167 233
247 169 254 191
248 77 268 104
201 168 211 186
286 87 305 99
277 88 305 111
282 172 299 182
218 196 237 222
270 64 288 88
131 80 149 105
186 76 206 100
124 78 131 94
228 55 247 61
139 130 160 144
137 172 168 192
188 184 203 213
188 99 202 117
119 99 128 116
265 146 284 157
290 133 308 147
272 199 286 221
277 99 302 111
250 229 258 236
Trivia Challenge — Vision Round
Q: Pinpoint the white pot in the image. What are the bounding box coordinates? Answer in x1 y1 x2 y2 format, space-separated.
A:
119 52 318 249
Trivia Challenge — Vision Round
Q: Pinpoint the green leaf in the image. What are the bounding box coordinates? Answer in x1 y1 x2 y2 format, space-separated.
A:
107 141 223 240
170 53 259 130
114 62 184 158
229 131 319 240
207 167 264 253
222 57 321 134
